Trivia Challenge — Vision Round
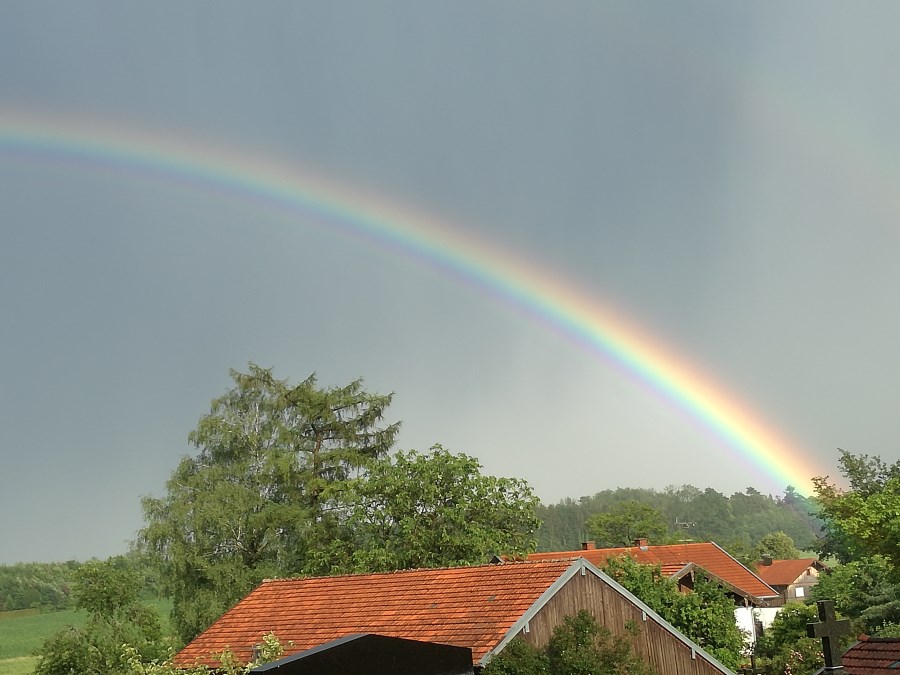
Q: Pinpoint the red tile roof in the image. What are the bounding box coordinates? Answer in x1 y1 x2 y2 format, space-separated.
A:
527 542 778 601
753 558 819 587
842 636 900 674
174 560 573 668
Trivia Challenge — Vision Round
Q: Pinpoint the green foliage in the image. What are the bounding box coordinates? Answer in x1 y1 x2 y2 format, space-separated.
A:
330 447 540 572
812 555 900 635
535 484 823 554
140 365 399 642
874 622 900 637
121 631 285 674
753 531 802 562
480 638 545 675
602 556 744 670
482 610 655 675
813 450 900 570
34 559 167 675
0 609 87 661
586 501 668 548
141 365 539 644
0 561 80 612
752 602 850 675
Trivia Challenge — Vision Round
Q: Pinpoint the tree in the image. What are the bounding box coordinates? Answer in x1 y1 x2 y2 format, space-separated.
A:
585 501 668 548
328 446 540 572
35 558 167 675
122 631 285 674
812 555 900 636
813 450 900 571
140 365 399 642
482 610 655 675
601 556 745 670
753 531 802 562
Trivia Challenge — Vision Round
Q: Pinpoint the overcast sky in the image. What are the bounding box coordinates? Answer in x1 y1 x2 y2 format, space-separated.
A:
2 2 899 564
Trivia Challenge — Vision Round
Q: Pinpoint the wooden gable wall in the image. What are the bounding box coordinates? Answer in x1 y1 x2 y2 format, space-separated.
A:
509 569 733 675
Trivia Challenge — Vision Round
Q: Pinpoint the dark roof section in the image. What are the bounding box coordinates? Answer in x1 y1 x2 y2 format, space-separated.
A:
251 633 473 675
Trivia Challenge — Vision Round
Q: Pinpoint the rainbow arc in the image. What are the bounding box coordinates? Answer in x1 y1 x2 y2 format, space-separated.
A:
0 110 821 493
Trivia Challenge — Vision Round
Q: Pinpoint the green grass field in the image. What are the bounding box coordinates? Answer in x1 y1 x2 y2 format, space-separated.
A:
0 608 84 675
0 657 38 675
0 599 173 675
0 609 86 661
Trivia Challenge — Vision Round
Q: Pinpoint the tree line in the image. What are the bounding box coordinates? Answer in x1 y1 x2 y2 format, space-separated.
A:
537 483 822 559
0 561 79 613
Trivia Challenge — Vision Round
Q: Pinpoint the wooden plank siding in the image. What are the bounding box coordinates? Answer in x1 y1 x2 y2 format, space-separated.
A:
511 568 732 675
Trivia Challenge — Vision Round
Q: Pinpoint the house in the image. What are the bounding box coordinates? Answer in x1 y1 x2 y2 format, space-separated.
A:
251 634 473 674
174 559 735 674
754 557 826 604
527 541 780 607
527 541 781 643
838 636 900 674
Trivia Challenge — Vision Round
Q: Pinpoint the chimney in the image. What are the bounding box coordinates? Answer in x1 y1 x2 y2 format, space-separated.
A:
761 556 773 566
581 541 596 550
634 538 649 548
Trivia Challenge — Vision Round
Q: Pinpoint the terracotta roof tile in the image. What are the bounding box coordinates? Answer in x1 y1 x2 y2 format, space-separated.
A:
174 560 573 668
843 636 900 674
528 542 778 601
753 558 819 586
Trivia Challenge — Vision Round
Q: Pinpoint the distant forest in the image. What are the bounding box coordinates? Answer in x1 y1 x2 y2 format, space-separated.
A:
0 554 161 614
536 485 821 556
0 485 821 614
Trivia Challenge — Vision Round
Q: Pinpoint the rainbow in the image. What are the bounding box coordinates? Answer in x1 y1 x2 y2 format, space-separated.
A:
0 110 822 493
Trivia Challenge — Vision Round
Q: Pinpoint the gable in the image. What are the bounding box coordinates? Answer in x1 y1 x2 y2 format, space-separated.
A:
489 561 735 675
754 558 821 587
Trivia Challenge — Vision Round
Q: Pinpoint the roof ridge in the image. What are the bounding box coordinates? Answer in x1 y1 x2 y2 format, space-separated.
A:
259 559 570 584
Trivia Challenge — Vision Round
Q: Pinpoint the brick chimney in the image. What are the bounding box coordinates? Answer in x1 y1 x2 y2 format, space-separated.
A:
634 538 649 548
581 541 596 550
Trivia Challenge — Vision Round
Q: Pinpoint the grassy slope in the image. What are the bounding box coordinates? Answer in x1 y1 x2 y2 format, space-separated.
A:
0 599 173 675
0 609 86 661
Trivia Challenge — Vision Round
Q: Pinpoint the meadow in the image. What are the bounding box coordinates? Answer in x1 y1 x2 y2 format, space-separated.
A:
0 600 172 675
0 608 84 675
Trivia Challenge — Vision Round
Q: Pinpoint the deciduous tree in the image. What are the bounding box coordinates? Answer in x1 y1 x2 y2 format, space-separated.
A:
585 501 668 548
812 555 900 636
753 531 802 562
813 450 900 571
140 365 399 642
329 446 540 572
35 558 167 675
